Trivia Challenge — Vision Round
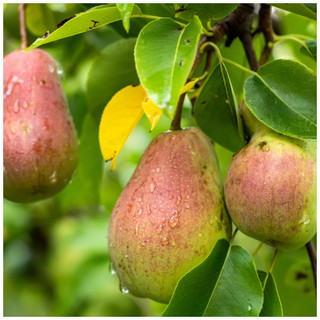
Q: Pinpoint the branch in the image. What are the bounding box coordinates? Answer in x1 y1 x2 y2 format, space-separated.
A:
258 4 275 66
306 240 317 293
209 4 259 71
19 3 28 50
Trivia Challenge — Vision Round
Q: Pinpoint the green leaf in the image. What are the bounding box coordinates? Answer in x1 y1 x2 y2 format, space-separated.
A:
26 5 142 50
300 39 317 60
194 61 245 152
163 239 229 316
175 4 239 26
258 271 283 316
135 16 202 117
116 3 134 33
56 113 103 210
164 242 264 316
25 4 56 37
87 38 139 123
244 59 316 140
271 4 316 20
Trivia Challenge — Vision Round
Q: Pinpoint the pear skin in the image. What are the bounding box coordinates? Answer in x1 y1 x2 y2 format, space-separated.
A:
108 127 231 303
4 49 78 202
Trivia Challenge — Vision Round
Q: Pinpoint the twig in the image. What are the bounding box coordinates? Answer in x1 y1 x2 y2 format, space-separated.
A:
262 248 278 291
258 4 275 66
306 240 317 292
19 3 28 50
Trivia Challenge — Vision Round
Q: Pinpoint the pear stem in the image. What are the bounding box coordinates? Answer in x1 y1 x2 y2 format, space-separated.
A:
19 3 28 50
306 240 317 293
170 92 186 131
262 248 278 291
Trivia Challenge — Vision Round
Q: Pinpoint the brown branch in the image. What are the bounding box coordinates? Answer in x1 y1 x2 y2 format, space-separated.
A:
306 240 317 293
258 4 275 66
19 3 28 50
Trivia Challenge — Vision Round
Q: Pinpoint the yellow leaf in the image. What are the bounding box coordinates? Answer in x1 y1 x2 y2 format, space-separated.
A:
99 85 145 170
142 96 163 132
181 78 199 94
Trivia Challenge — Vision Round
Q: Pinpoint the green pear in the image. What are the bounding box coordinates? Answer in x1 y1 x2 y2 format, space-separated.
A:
108 127 231 303
4 49 78 202
225 106 316 251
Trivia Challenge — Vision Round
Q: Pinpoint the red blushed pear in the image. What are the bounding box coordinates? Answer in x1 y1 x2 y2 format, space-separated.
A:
4 49 78 203
108 127 231 303
224 105 316 251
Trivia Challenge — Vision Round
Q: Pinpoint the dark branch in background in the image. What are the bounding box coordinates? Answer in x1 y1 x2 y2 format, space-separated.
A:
19 3 28 50
306 240 317 293
257 4 275 65
209 4 259 71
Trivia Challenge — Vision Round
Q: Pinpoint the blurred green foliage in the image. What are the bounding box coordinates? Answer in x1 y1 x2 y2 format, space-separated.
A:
3 3 316 316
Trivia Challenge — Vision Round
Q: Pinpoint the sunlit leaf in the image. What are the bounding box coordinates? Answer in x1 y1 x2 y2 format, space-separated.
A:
142 97 163 131
26 5 142 50
181 78 199 94
135 16 202 117
116 3 134 33
99 85 145 170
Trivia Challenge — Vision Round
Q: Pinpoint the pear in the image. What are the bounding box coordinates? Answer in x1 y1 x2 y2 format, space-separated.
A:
108 127 231 303
4 49 78 203
225 105 316 251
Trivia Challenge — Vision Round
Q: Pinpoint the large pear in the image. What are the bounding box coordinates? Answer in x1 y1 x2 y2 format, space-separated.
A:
108 127 231 303
4 49 78 202
225 106 316 251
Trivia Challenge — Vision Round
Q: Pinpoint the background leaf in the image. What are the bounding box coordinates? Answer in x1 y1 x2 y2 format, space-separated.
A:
300 39 317 60
194 62 245 152
27 5 142 50
56 113 103 211
87 38 139 123
26 3 56 36
135 16 202 117
175 4 239 26
271 4 316 20
258 271 283 316
244 59 316 139
116 3 134 33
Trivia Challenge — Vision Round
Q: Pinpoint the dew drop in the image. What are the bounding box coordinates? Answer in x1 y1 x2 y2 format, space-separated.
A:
155 167 161 173
147 203 151 215
120 283 129 294
137 209 142 216
169 210 179 229
23 101 29 109
48 63 55 73
138 196 142 202
10 125 16 135
13 100 20 113
49 171 57 183
248 304 253 312
185 203 190 209
157 224 163 234
135 223 139 235
150 182 155 193
109 261 117 275
57 65 63 75
175 195 181 206
161 236 169 246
